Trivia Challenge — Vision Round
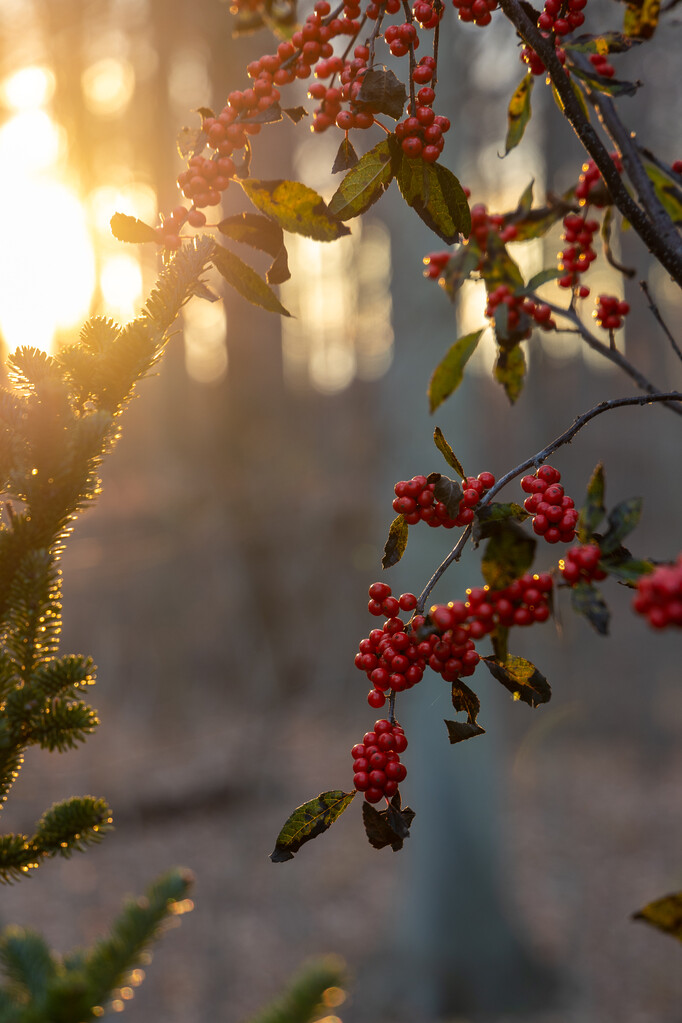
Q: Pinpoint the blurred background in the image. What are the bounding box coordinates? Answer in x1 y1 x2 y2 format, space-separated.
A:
0 0 681 1020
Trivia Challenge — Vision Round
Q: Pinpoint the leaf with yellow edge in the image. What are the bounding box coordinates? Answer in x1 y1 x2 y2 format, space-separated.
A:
271 790 357 862
494 344 526 404
623 0 661 39
240 179 350 241
505 74 534 155
328 138 396 220
429 330 483 413
483 655 551 708
211 244 291 316
633 891 682 942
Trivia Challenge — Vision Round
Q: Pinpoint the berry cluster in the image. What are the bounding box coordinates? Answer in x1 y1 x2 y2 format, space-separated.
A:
470 203 519 249
485 284 556 336
451 0 498 27
395 72 452 162
589 51 615 78
423 250 452 279
414 0 444 28
594 294 630 331
392 472 496 528
351 719 408 803
430 573 553 638
557 212 598 291
536 0 586 35
575 154 622 206
358 583 425 707
632 556 682 629
559 544 607 585
521 465 578 543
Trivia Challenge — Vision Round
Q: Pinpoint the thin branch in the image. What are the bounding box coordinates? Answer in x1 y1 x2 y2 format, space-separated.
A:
417 390 682 610
496 0 682 287
527 295 682 415
639 279 682 363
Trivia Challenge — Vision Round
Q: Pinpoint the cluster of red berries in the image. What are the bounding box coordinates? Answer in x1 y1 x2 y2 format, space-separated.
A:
575 154 622 205
393 472 496 528
451 0 498 27
357 583 424 707
423 250 452 279
557 212 598 291
559 544 607 585
414 0 444 28
589 51 615 78
632 556 682 630
470 203 519 249
521 466 578 543
485 285 556 336
536 0 586 34
430 573 553 637
395 75 451 162
385 21 419 56
352 719 408 803
594 294 630 331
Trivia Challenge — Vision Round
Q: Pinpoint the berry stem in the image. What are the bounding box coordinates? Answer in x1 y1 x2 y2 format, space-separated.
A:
401 0 417 111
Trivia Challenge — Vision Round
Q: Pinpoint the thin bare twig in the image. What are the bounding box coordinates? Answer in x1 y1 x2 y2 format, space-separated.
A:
417 390 682 611
639 279 682 363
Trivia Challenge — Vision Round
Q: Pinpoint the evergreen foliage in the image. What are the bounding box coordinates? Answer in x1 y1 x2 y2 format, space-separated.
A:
247 956 347 1023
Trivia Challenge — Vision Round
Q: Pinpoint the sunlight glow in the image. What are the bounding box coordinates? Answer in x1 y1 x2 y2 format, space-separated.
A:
89 183 157 235
100 255 143 318
82 58 135 117
1 66 55 109
183 291 228 384
0 110 63 171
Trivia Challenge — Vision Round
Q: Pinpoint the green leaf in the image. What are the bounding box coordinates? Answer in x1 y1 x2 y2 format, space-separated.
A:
444 719 485 744
211 244 291 316
362 793 414 851
481 231 525 290
332 137 359 174
623 0 661 39
503 191 576 241
270 790 356 862
382 514 409 569
494 344 526 404
240 179 351 241
328 138 396 219
600 497 642 554
570 580 610 635
566 31 642 53
642 160 682 225
433 426 465 478
633 891 682 941
577 462 606 542
355 67 407 120
600 555 653 585
428 330 483 412
505 74 534 155
473 502 529 543
482 520 536 590
525 267 562 291
110 213 158 244
483 655 551 708
428 472 463 518
396 157 471 243
569 63 641 98
217 213 284 257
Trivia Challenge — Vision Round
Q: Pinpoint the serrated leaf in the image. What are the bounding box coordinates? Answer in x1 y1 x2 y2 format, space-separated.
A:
569 63 641 98
444 719 485 744
362 794 414 851
211 244 291 316
110 213 158 244
270 790 356 862
433 427 465 478
451 679 481 725
600 497 642 554
482 520 536 590
623 0 661 39
355 67 407 120
217 213 284 257
328 138 395 219
473 502 529 543
526 267 563 291
633 891 682 941
428 330 483 412
282 106 308 123
332 138 359 174
494 344 526 404
483 655 551 708
240 179 350 241
266 246 291 285
382 514 408 569
397 158 471 243
428 473 463 518
571 580 610 635
578 462 606 542
505 73 534 154
177 126 207 160
642 160 682 225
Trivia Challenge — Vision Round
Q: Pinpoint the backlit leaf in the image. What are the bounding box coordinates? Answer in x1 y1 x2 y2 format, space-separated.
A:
332 137 359 174
502 192 576 241
270 790 356 862
433 426 465 478
211 244 291 316
266 246 291 285
505 73 534 155
577 462 606 542
571 580 610 635
110 213 158 244
396 157 471 243
382 514 409 569
633 891 682 941
481 231 525 290
328 138 395 219
217 213 284 257
566 31 642 53
551 77 590 122
355 67 407 120
482 520 536 590
240 179 350 241
451 679 481 725
176 126 207 160
569 64 641 98
473 502 529 543
623 0 661 39
439 245 481 301
483 655 551 708
642 160 682 224
428 330 483 412
362 793 414 851
525 267 562 291
282 106 308 123
494 344 526 404
600 497 642 554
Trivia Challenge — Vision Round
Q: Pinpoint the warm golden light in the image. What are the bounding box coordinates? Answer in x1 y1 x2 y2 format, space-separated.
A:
82 58 135 117
1 66 55 109
0 109 63 171
100 254 143 318
183 292 228 384
89 183 157 236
